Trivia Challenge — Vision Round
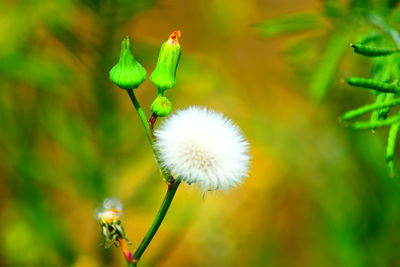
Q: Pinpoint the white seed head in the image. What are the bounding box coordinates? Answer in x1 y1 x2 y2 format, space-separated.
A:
155 106 250 191
95 198 123 223
103 198 123 211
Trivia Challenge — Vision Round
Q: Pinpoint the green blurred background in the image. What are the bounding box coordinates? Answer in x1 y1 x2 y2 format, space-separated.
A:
1 0 400 266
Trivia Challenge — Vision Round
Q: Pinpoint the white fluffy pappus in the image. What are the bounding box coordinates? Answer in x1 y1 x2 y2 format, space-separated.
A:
154 106 250 191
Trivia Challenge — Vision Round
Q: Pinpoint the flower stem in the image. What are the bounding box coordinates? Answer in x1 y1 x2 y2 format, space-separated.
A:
118 238 135 265
126 90 154 146
148 112 158 132
132 179 181 266
125 88 178 266
126 89 173 183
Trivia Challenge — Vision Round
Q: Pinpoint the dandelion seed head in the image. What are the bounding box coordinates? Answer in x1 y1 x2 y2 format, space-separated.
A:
96 198 123 224
155 106 250 191
95 198 129 248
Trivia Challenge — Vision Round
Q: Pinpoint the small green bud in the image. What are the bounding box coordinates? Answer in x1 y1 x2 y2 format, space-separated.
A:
110 36 146 89
150 31 181 92
150 96 172 117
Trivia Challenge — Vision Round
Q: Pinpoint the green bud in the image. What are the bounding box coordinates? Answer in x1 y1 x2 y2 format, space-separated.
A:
110 36 146 89
150 31 182 92
150 96 172 117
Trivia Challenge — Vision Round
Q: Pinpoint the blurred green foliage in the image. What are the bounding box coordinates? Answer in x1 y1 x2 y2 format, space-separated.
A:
259 0 400 175
257 0 400 102
2 0 400 267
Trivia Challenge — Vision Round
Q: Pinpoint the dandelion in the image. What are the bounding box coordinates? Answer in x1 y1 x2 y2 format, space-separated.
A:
95 198 129 248
154 106 250 191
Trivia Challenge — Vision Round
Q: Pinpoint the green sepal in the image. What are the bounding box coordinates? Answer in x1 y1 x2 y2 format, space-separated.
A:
150 31 181 92
109 36 146 90
150 96 172 117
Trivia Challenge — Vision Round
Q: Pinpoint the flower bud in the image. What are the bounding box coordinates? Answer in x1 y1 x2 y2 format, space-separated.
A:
110 36 146 90
95 198 130 248
150 31 181 92
150 96 172 117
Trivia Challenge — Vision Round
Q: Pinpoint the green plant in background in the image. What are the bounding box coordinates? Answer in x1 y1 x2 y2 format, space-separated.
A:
257 0 400 175
341 14 400 176
256 0 400 101
100 31 250 266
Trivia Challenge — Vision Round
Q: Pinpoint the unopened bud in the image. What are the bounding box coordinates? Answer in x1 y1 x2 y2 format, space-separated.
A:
150 31 181 92
150 96 172 117
110 37 146 90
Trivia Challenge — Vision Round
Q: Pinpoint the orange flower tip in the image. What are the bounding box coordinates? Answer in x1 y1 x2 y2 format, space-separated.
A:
110 208 122 213
169 30 181 44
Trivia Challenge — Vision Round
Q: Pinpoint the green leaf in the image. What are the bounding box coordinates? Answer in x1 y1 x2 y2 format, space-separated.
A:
351 43 399 57
310 26 351 102
349 113 400 130
346 77 400 93
341 97 400 120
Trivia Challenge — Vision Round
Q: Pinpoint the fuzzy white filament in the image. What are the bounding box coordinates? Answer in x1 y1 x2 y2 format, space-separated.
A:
155 106 250 191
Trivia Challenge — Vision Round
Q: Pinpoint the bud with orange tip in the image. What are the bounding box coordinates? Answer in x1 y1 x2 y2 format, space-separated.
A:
150 31 182 92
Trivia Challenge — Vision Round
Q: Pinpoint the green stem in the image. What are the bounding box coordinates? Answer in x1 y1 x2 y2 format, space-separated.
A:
125 88 179 266
126 89 173 183
386 122 400 176
126 90 154 146
132 180 181 266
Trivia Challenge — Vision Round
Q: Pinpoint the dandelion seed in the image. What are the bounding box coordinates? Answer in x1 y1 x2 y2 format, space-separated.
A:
155 106 250 191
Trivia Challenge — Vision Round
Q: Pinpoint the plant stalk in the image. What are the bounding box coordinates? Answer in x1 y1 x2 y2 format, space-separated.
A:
125 88 179 266
126 90 154 146
132 179 181 266
118 238 135 265
126 89 173 183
